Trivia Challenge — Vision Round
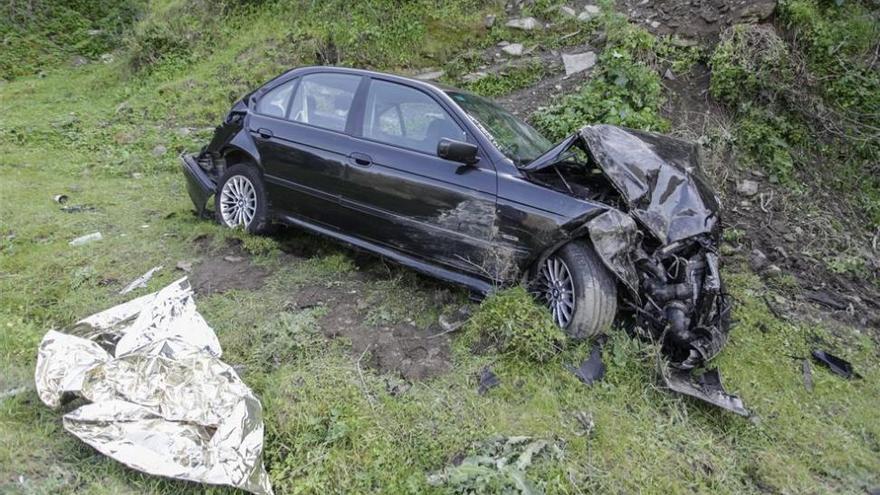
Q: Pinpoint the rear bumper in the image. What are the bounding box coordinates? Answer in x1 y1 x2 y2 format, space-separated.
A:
180 153 216 216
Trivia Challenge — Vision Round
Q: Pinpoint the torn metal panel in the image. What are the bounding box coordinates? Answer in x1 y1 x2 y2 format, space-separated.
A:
34 277 272 495
811 349 860 379
660 365 749 417
586 209 640 294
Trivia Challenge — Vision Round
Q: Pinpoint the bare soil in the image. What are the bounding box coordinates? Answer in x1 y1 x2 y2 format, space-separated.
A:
618 0 777 40
187 236 270 295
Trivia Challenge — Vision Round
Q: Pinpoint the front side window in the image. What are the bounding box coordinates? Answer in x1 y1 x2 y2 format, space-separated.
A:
255 79 296 118
288 73 361 132
363 80 466 155
447 91 552 166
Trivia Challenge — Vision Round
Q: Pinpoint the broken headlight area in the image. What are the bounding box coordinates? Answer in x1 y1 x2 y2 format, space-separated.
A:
525 125 742 414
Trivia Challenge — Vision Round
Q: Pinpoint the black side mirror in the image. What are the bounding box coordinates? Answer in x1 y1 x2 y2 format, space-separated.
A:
437 139 479 165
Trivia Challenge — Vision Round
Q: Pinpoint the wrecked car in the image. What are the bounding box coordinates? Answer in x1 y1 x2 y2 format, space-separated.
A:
182 66 730 374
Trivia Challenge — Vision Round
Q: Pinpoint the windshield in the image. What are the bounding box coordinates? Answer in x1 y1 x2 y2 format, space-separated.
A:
447 91 553 166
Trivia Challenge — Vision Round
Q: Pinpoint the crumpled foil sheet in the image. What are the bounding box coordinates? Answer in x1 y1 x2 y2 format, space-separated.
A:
34 277 273 495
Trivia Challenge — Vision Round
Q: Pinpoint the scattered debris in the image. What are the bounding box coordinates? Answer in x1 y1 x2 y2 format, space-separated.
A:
567 344 605 385
561 51 597 75
484 14 496 28
664 68 676 80
660 365 750 417
69 232 102 246
573 411 595 436
811 350 859 379
427 436 562 493
437 305 472 334
505 17 541 30
0 387 29 400
802 359 813 391
119 265 162 294
463 71 489 83
61 204 97 213
224 255 244 263
53 194 68 204
501 43 524 56
34 278 273 494
736 179 759 197
477 366 500 395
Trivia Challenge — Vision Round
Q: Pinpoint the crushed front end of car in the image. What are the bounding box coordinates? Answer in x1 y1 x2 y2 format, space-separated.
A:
524 124 745 415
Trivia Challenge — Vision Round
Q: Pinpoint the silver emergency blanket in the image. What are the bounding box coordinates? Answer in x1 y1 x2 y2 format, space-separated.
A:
34 277 273 495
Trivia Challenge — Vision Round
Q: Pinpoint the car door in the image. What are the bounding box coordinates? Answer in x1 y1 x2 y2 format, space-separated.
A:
248 72 365 229
337 78 500 278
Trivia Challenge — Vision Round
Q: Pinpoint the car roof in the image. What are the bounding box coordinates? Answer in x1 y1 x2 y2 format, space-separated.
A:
282 65 464 95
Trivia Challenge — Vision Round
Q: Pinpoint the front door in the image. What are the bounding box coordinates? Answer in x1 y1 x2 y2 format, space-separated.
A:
248 72 365 229
338 78 500 278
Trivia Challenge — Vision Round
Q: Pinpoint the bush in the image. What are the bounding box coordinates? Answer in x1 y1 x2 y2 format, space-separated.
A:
709 24 793 106
734 105 805 181
465 286 565 363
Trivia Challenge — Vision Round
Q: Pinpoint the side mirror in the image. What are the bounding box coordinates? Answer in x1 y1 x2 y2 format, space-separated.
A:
437 139 479 165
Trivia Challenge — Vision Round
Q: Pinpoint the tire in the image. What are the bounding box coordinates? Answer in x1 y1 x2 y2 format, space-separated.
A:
214 164 272 234
531 240 617 340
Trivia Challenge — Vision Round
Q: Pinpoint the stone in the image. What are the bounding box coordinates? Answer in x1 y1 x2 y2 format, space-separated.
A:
766 264 783 276
583 5 600 15
501 43 524 56
462 72 488 83
151 145 167 157
749 249 769 272
650 20 661 28
737 179 759 197
577 10 595 21
505 17 540 30
70 56 88 67
664 68 676 80
484 14 496 28
558 5 577 18
561 51 597 76
414 70 444 81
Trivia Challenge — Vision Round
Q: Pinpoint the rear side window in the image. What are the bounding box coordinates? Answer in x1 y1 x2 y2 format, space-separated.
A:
363 80 466 155
288 73 361 132
256 79 296 118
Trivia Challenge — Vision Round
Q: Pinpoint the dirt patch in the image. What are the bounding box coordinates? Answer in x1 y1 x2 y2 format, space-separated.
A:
286 279 453 381
617 0 776 40
187 236 270 295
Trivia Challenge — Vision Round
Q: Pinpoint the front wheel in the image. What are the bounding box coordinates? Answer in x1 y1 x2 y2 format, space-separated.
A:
531 241 617 339
214 164 271 234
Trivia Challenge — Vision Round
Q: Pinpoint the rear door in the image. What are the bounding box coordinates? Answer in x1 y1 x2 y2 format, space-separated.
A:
338 78 500 277
248 72 365 229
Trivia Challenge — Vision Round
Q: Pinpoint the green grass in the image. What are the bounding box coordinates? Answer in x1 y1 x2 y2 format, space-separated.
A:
2 0 880 493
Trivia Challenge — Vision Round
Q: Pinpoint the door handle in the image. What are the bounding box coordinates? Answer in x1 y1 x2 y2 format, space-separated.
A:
348 152 373 167
256 127 274 139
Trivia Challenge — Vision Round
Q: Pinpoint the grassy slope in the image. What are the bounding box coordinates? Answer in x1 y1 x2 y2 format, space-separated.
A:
1 1 879 493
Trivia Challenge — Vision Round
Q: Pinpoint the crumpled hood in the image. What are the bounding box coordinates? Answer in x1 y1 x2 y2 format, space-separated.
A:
525 124 722 244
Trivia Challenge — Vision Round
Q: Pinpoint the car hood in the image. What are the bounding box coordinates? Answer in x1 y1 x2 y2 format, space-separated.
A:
523 124 721 244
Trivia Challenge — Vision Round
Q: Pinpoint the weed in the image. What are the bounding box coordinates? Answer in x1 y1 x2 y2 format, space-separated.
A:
464 62 546 97
708 24 793 106
465 286 565 362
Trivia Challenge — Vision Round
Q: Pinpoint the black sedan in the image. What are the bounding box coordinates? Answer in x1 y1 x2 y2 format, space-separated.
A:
182 66 730 373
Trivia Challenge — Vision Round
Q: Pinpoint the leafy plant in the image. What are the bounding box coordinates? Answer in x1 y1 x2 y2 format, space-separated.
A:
465 286 565 362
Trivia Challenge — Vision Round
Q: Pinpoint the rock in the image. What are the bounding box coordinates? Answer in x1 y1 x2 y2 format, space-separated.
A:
561 51 597 76
176 260 193 273
484 14 496 28
736 1 776 22
414 70 444 81
749 249 769 271
100 53 114 64
151 144 167 157
577 10 595 21
505 17 540 30
501 43 524 56
87 29 102 36
736 179 759 197
766 264 783 276
70 56 88 67
583 5 600 15
462 72 488 83
664 68 676 80
132 172 143 179
558 5 577 18
650 20 661 28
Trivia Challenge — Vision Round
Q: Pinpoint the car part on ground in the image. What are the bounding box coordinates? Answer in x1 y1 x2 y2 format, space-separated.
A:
659 364 750 417
566 343 606 386
34 278 273 495
811 349 860 379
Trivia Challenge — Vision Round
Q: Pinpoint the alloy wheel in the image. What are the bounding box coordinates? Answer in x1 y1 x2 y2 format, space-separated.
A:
219 175 257 228
533 255 576 328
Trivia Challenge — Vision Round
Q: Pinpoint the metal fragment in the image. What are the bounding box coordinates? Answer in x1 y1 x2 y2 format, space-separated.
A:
34 277 272 495
567 344 605 385
119 265 163 295
811 349 859 379
69 232 102 246
660 364 749 417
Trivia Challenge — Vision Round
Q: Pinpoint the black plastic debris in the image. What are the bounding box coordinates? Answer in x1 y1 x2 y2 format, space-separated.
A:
811 350 859 379
477 366 500 395
660 366 750 417
567 345 605 385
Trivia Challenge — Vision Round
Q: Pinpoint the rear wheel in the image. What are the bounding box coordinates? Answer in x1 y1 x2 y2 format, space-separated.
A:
531 241 617 339
214 164 271 234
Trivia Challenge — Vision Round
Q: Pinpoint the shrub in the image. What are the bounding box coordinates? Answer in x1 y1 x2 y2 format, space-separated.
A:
709 24 793 106
466 286 565 363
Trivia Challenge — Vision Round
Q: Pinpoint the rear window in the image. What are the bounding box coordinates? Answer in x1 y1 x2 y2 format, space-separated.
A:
255 79 296 118
288 73 361 132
